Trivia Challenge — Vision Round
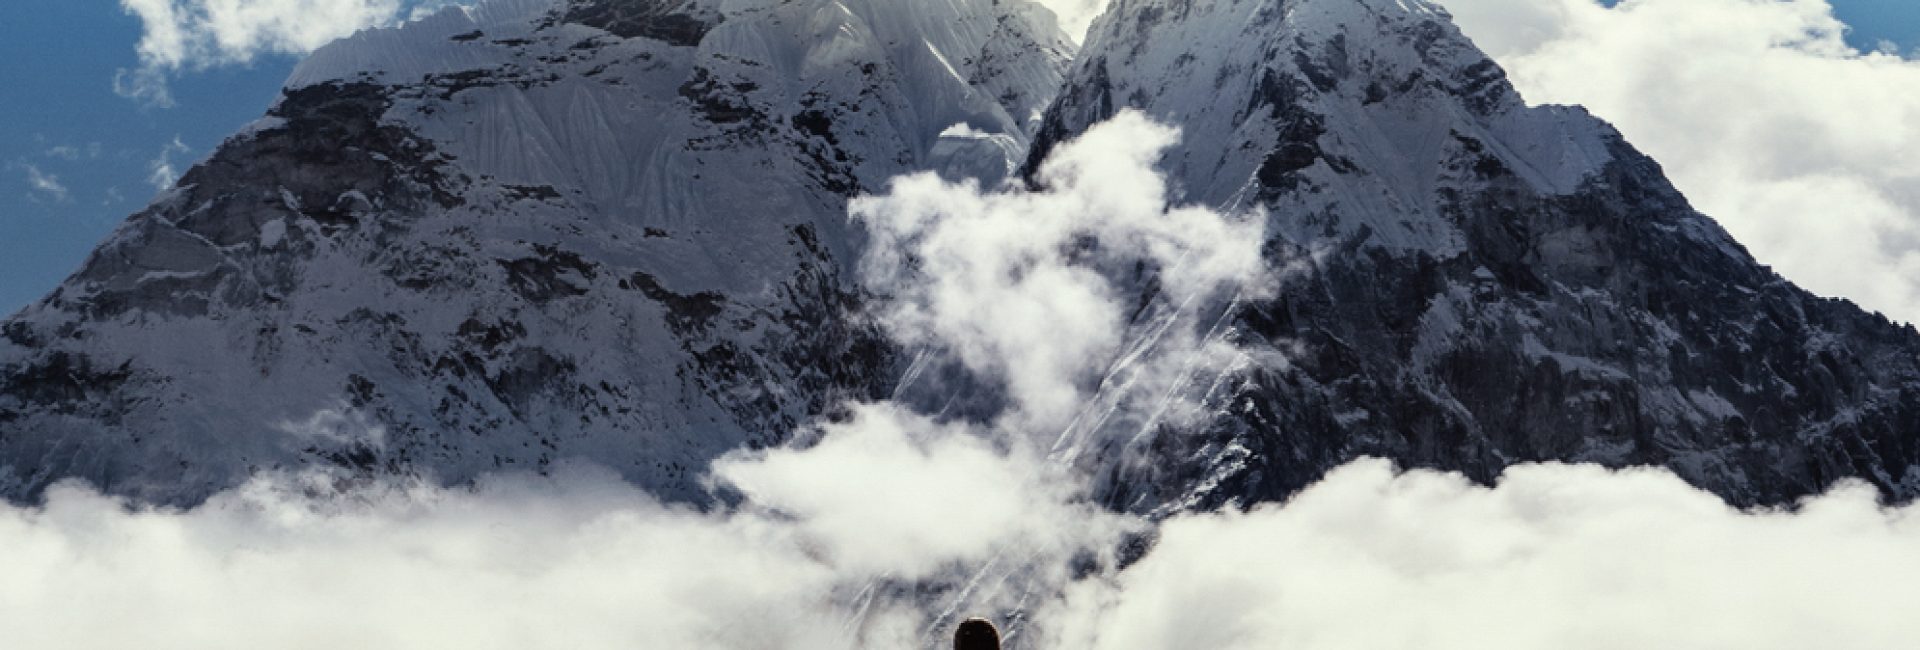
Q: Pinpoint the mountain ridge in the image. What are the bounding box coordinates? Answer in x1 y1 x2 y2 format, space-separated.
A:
4 0 1918 510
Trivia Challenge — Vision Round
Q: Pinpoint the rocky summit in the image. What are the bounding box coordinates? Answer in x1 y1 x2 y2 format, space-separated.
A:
3 0 1917 510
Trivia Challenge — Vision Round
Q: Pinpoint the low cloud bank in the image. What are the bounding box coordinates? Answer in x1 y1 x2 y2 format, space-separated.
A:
1051 460 1920 649
2 468 864 648
6 460 1919 649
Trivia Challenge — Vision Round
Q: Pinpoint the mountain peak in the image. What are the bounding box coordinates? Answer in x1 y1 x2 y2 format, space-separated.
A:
0 0 1072 505
1035 0 1920 508
1040 0 1624 222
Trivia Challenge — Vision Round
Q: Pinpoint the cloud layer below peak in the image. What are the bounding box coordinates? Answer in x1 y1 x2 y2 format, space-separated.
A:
7 458 1920 649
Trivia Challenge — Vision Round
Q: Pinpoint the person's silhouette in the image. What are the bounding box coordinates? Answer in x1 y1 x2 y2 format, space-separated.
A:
954 617 1000 650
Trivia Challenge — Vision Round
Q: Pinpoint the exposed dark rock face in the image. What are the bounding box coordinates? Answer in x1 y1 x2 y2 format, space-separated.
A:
1146 143 1920 511
557 0 718 47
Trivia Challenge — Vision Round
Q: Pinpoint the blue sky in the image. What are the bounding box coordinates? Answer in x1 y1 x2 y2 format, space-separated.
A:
0 3 298 315
0 0 1916 317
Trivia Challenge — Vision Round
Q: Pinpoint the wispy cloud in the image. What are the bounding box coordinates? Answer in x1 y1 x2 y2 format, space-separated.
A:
13 163 71 203
41 143 102 162
146 136 191 190
1034 0 1108 41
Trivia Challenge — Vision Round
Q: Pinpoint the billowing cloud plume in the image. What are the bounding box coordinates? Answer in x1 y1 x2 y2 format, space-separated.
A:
853 111 1267 435
1440 0 1920 325
114 0 468 106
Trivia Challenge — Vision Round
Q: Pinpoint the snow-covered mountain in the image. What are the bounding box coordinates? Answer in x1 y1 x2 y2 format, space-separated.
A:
4 0 1918 509
1038 0 1920 509
0 0 1070 504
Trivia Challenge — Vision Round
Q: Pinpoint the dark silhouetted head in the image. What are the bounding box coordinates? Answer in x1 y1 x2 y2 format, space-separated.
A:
954 617 1000 650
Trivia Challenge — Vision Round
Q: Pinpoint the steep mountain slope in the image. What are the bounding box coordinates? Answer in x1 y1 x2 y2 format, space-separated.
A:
1032 0 1920 509
0 0 1072 504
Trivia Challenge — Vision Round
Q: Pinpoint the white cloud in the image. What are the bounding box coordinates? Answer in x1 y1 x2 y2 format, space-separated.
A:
407 0 473 22
713 404 1120 581
1440 0 1920 325
1047 460 1920 650
8 459 1920 648
147 136 191 190
15 164 70 203
113 0 456 106
853 111 1268 435
113 64 176 107
1034 0 1108 41
0 469 885 649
